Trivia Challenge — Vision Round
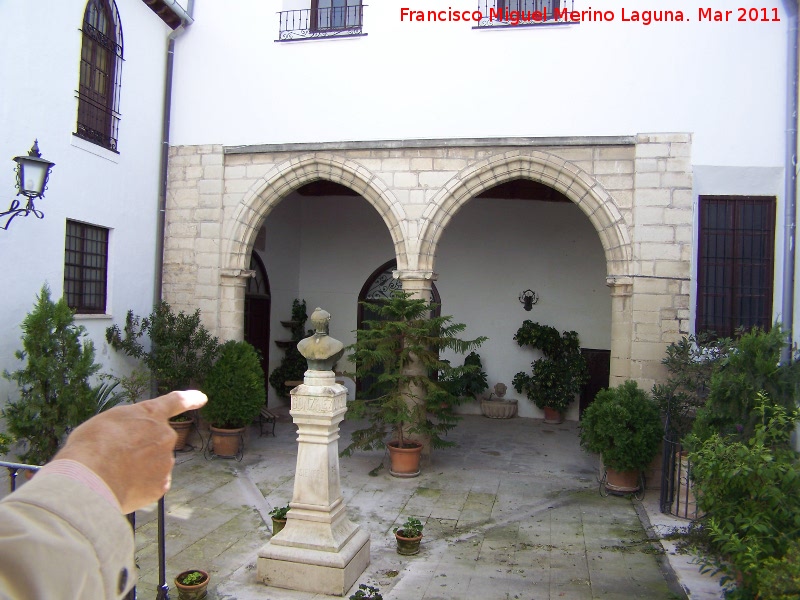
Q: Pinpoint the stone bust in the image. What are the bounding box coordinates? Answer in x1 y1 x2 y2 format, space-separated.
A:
297 307 344 371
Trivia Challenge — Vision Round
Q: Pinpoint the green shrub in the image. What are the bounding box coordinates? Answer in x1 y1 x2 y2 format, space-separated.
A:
690 397 800 598
105 301 219 393
201 340 265 428
754 540 800 600
440 351 488 400
512 321 587 415
2 285 101 465
651 333 728 442
349 584 383 600
689 326 800 447
268 299 309 398
579 381 662 472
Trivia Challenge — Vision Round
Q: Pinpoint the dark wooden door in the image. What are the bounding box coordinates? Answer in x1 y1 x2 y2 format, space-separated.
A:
579 348 611 416
244 253 271 402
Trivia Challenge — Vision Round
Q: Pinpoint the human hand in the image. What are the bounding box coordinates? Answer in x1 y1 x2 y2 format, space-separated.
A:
54 390 208 513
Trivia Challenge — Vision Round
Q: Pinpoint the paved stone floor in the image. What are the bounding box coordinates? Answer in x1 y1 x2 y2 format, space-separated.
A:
132 410 722 600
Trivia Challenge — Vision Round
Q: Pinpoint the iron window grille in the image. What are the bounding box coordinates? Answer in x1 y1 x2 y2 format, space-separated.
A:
278 1 365 41
75 0 123 152
476 0 572 26
64 220 109 314
696 195 776 339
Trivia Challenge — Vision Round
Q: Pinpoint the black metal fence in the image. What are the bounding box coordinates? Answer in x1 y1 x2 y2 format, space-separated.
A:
659 437 702 520
278 6 365 41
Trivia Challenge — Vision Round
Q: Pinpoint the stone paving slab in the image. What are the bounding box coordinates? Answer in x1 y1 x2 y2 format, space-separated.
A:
131 412 713 600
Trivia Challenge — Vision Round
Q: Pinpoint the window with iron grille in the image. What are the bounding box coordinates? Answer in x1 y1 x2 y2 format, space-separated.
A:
477 0 564 24
311 0 363 30
64 220 109 314
75 0 123 152
696 195 776 339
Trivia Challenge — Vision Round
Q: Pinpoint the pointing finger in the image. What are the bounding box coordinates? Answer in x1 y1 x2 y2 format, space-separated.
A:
137 390 208 421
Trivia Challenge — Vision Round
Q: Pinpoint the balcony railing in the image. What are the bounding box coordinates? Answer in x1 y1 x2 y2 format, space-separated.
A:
475 0 574 27
277 6 365 41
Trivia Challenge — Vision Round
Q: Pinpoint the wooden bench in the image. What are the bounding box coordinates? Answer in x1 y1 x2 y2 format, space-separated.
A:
259 407 278 437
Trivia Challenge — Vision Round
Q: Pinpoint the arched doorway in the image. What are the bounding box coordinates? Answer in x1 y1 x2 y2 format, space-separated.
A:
244 252 271 399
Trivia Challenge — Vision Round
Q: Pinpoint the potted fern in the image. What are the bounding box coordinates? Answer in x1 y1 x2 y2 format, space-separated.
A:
512 320 588 423
342 291 486 476
201 340 265 458
579 381 662 493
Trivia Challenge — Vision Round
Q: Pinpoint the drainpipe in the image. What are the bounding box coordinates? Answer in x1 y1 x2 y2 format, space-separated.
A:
781 0 799 449
154 0 194 308
152 4 194 600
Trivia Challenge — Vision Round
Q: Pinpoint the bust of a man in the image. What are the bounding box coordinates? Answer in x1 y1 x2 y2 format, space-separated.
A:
297 307 344 371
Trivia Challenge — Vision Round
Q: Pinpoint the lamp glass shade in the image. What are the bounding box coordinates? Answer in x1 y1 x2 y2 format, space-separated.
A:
14 155 55 198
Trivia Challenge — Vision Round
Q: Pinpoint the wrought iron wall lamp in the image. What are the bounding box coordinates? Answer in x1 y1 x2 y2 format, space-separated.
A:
519 289 539 311
1 140 55 230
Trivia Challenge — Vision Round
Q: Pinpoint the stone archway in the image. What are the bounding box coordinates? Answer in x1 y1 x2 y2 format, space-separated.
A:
218 153 407 341
415 149 634 383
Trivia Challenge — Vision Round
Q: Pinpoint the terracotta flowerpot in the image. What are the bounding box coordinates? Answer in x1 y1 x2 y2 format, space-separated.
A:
605 467 640 493
209 426 244 458
170 419 193 451
271 517 287 535
480 398 518 419
542 406 564 424
174 569 209 600
388 441 423 478
395 530 423 555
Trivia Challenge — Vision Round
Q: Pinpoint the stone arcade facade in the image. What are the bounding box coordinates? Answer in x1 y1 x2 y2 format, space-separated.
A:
163 133 693 391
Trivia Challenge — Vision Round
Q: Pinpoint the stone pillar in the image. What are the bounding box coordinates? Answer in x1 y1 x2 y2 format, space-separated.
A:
258 309 370 597
394 270 437 460
219 268 253 341
607 276 633 387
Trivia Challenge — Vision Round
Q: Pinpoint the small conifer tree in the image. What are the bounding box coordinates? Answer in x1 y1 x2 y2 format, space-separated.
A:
2 284 100 464
341 291 486 459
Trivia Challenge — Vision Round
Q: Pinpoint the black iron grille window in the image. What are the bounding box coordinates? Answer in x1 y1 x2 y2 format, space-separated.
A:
696 196 776 339
278 1 364 41
75 0 123 152
64 220 109 314
476 0 571 26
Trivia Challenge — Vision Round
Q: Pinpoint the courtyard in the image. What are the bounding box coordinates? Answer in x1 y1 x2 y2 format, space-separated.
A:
132 410 721 600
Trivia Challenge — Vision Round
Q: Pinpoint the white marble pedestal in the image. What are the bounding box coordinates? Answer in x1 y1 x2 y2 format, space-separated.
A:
257 369 370 596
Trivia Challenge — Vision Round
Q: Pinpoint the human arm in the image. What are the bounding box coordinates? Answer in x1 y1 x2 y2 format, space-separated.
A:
0 390 207 599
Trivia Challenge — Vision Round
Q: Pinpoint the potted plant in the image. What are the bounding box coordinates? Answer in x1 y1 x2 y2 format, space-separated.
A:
174 569 210 600
480 382 518 419
393 516 424 555
269 503 290 535
106 301 220 449
201 340 266 458
350 583 383 600
342 291 486 476
579 380 662 493
512 320 588 423
268 299 310 398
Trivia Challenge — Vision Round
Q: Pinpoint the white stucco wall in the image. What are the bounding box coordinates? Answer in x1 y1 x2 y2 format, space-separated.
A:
0 0 172 413
170 0 789 168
